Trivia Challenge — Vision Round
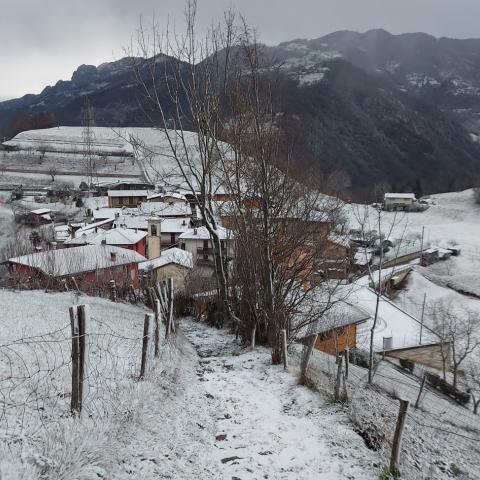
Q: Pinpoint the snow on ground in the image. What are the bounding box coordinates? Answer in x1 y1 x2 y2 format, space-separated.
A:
177 318 381 480
0 150 140 176
0 192 15 253
2 126 228 190
349 189 480 300
0 291 381 480
302 346 480 480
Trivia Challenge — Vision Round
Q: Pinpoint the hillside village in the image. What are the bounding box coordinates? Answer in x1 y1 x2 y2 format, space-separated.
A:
0 123 479 479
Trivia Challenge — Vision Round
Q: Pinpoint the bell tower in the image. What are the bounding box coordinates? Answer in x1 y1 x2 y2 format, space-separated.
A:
147 217 161 259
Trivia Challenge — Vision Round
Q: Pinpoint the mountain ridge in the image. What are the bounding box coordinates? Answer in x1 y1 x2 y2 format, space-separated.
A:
2 29 480 194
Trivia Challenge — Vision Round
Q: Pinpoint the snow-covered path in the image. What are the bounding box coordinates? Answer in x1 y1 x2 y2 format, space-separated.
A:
180 318 380 480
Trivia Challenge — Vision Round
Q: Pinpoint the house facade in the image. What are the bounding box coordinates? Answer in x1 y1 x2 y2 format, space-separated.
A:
107 190 150 208
6 245 146 293
139 247 193 290
179 226 234 275
384 193 416 211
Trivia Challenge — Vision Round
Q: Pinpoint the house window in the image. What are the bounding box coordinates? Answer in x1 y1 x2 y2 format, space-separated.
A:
151 224 157 236
170 233 176 245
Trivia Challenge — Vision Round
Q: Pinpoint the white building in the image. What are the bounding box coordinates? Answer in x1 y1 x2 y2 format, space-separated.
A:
384 193 416 211
178 226 234 275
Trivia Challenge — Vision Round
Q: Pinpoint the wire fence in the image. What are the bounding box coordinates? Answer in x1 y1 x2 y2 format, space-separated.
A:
295 345 480 479
0 281 177 450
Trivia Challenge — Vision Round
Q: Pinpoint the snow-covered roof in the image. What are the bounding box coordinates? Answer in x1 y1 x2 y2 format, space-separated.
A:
384 193 416 200
114 215 148 230
139 247 193 271
345 284 438 350
354 250 373 266
107 190 151 197
160 218 191 233
136 202 192 217
147 191 187 202
298 301 370 338
328 233 351 248
92 208 122 220
8 245 146 277
179 226 233 240
31 208 53 215
75 218 115 235
54 225 71 242
65 227 147 246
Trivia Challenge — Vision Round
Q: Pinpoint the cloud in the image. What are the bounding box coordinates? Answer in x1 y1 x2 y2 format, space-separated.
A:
2 0 480 100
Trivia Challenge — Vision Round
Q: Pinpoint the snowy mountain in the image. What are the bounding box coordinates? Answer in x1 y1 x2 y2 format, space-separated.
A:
2 30 480 195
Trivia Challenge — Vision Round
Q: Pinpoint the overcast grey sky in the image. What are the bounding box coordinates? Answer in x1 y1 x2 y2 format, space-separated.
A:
1 0 480 101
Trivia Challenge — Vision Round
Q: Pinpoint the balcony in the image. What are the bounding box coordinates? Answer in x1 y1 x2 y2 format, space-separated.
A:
197 247 214 255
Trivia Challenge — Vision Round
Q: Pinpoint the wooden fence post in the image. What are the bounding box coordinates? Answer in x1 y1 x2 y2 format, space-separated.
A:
251 324 256 349
109 280 117 302
167 277 174 335
344 349 349 379
77 305 89 413
70 304 89 416
281 329 288 370
334 354 344 401
70 306 80 416
301 334 318 383
389 399 410 476
154 299 161 358
139 314 152 380
415 375 426 409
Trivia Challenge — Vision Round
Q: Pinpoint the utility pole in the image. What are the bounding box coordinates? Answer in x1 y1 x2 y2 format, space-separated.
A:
419 226 425 265
82 97 96 189
419 293 427 344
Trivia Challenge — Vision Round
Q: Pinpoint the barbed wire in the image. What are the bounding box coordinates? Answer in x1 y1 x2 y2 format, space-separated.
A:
0 313 168 447
298 345 480 479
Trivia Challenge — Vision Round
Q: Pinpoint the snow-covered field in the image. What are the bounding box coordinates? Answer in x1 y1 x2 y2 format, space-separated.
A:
349 189 480 309
2 126 227 190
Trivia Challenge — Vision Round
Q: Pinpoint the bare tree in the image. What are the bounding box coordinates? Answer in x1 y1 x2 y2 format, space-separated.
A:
126 1 249 326
430 301 480 389
48 166 58 182
352 199 406 383
127 1 348 361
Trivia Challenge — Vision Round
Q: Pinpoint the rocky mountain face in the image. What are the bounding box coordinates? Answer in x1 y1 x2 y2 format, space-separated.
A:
2 29 480 195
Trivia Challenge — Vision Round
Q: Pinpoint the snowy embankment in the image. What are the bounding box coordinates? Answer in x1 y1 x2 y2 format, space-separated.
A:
298 344 480 480
0 290 183 479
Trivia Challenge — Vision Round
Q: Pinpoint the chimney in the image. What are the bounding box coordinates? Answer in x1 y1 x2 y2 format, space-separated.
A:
101 239 107 245
110 251 117 262
194 228 197 235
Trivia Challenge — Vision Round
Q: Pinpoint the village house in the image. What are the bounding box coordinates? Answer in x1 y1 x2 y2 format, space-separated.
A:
107 190 151 208
95 181 154 195
5 244 146 292
384 193 416 211
139 247 193 290
179 226 234 275
64 227 147 256
28 208 54 225
298 302 370 356
316 234 355 280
